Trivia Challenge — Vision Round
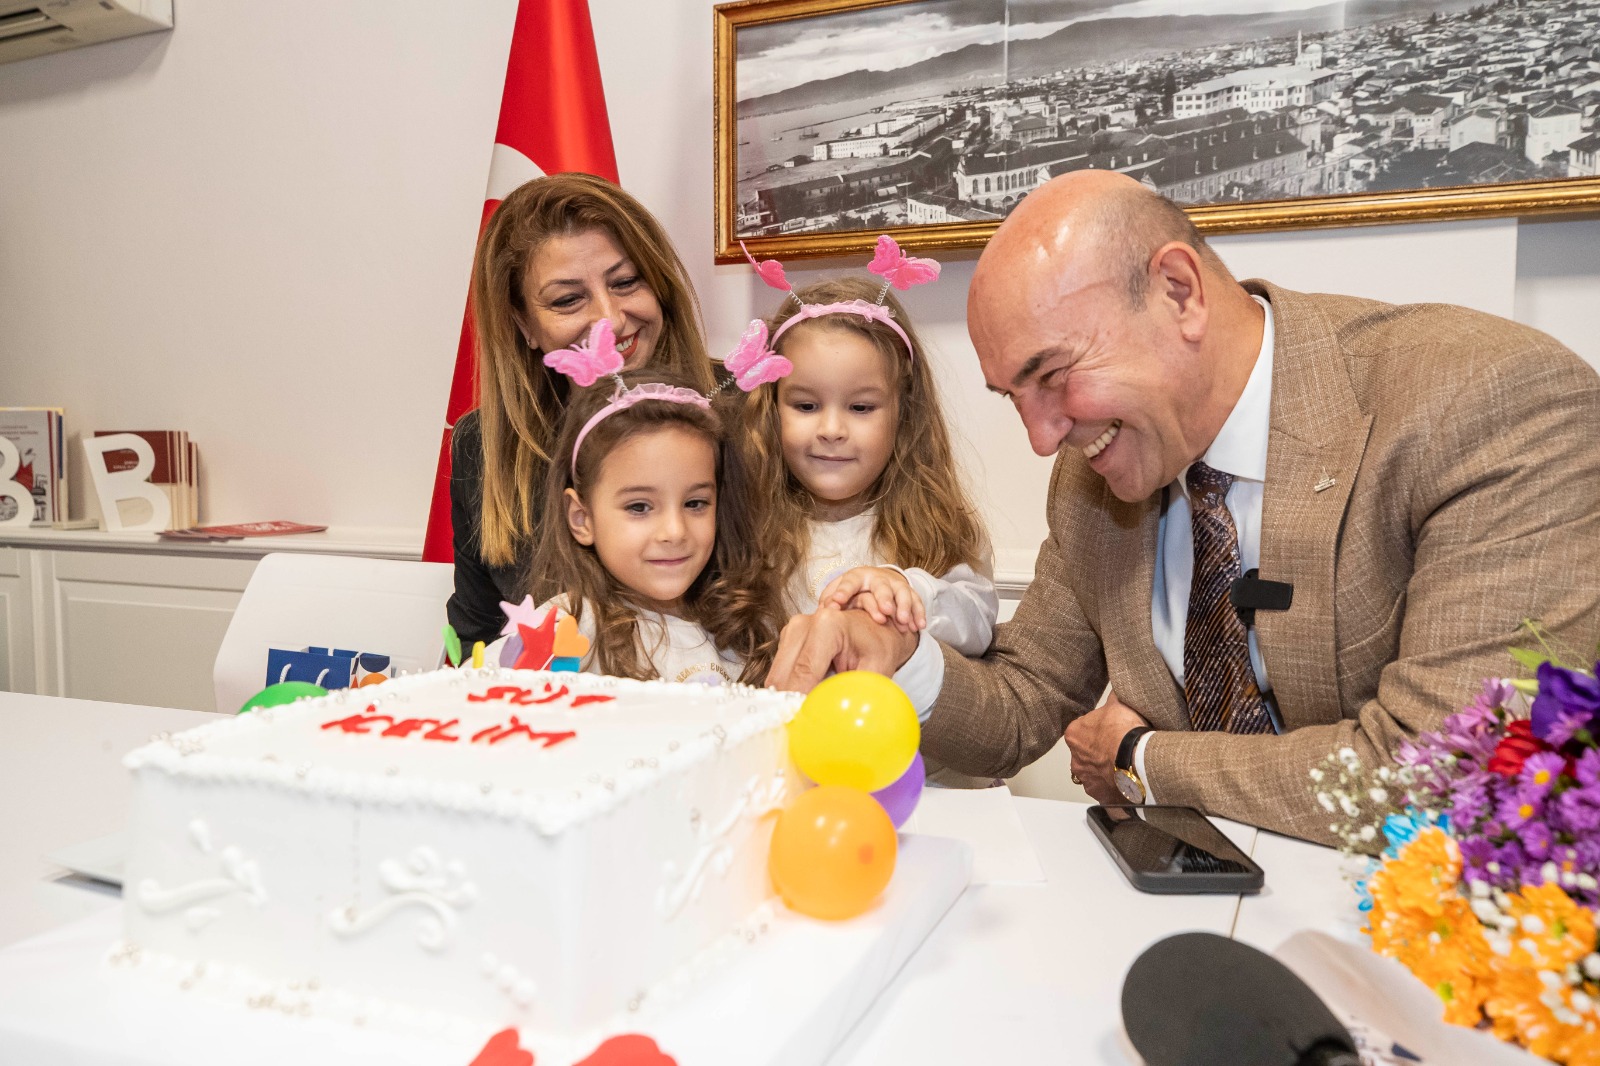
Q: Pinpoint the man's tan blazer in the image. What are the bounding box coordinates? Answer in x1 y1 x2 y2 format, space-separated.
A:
923 281 1600 844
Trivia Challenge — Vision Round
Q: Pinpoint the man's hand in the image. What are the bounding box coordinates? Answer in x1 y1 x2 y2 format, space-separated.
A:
818 567 926 634
1063 691 1150 805
766 604 920 693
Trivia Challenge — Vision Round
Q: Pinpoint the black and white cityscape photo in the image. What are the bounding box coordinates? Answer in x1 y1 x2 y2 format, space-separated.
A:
731 0 1600 239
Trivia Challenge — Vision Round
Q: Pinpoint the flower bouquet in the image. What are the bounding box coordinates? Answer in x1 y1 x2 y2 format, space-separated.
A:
1311 645 1600 1064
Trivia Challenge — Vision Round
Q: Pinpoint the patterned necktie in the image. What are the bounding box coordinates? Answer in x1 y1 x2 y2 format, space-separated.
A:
1183 461 1273 734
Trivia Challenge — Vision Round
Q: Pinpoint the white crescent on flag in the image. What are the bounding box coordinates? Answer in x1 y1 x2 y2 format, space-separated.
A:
485 143 546 204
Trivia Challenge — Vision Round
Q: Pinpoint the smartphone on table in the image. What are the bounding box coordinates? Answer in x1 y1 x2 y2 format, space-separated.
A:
1087 804 1264 895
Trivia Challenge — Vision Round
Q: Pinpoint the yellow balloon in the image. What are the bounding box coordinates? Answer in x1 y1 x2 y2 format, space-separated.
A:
769 785 898 920
788 671 919 792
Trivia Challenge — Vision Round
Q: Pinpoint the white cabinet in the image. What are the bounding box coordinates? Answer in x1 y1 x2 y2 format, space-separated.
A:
0 529 420 712
34 551 256 710
0 548 36 695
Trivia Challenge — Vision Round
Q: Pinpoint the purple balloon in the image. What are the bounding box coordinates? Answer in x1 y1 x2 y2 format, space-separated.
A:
871 751 925 828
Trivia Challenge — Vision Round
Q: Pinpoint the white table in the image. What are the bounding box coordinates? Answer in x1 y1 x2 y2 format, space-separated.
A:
833 800 1257 1066
1232 829 1368 954
1 692 1352 1065
0 692 216 947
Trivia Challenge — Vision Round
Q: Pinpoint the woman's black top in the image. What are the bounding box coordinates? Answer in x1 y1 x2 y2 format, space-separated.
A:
446 409 536 648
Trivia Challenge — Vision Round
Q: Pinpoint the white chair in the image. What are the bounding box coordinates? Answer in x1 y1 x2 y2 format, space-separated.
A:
212 552 455 714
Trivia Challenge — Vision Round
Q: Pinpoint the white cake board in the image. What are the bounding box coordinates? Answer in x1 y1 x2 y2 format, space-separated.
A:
0 835 970 1066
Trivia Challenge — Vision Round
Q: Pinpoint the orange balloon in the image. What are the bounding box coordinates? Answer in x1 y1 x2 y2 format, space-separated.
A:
769 785 897 920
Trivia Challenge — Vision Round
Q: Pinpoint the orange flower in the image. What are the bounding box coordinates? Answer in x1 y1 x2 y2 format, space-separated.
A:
1499 883 1598 972
1484 966 1600 1064
1367 829 1492 1025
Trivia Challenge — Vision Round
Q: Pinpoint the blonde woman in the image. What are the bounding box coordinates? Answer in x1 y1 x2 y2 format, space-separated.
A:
449 174 716 647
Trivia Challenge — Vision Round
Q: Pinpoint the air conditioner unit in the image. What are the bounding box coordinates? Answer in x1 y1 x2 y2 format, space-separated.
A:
0 0 171 66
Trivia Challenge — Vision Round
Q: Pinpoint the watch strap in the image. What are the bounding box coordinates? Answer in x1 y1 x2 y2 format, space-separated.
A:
1115 726 1154 773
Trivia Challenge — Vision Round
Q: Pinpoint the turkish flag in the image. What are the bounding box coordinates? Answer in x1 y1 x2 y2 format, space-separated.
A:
421 0 619 564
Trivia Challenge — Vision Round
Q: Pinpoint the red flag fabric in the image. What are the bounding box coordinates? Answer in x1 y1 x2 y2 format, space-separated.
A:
421 0 619 564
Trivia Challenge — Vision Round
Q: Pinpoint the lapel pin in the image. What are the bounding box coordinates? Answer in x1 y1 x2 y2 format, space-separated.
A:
1314 470 1336 493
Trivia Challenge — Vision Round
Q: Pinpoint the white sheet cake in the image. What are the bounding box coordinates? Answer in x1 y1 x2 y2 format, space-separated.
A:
119 668 801 1036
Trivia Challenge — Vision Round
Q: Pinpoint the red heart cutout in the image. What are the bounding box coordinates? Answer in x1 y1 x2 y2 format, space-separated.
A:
467 1027 533 1066
574 1033 677 1066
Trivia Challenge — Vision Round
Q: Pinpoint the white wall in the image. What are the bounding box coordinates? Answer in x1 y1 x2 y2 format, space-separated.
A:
1 0 1597 573
0 1 516 534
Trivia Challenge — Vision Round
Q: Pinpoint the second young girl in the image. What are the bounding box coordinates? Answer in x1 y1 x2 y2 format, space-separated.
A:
514 360 783 686
741 246 997 655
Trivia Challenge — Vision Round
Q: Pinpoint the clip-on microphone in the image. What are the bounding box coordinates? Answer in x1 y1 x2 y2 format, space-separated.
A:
1230 569 1294 629
1122 932 1361 1066
1228 570 1294 732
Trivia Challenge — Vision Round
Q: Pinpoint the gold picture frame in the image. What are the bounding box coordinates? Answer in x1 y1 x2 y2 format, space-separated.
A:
714 0 1600 264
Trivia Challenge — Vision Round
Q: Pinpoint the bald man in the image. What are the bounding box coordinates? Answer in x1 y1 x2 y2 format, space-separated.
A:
769 172 1600 844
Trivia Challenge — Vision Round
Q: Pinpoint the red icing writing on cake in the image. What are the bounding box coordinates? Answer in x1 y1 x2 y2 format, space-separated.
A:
320 707 574 748
469 684 574 706
467 683 614 708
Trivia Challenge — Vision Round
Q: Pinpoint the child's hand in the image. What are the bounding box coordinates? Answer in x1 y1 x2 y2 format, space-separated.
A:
819 567 926 634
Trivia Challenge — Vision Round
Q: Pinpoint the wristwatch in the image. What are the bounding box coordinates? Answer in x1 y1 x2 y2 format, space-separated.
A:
1114 726 1154 804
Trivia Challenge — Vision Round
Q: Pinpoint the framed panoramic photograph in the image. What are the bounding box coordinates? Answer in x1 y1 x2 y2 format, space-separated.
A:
713 0 1600 263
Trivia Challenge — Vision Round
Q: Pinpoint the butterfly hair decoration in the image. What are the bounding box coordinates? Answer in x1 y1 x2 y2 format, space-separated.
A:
541 319 625 388
737 234 940 362
740 241 791 295
718 320 793 393
867 234 941 298
543 319 785 465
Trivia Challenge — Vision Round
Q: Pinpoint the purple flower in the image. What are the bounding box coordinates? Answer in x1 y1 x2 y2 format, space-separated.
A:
1520 820 1553 861
1577 748 1600 788
1498 839 1539 889
1555 752 1600 836
1445 770 1494 826
1496 790 1543 831
1555 788 1600 835
1519 751 1567 794
1531 661 1600 745
1400 683 1508 775
1540 707 1594 748
1459 837 1495 882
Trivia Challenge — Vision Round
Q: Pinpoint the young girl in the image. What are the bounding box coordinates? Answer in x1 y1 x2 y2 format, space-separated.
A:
504 352 784 686
740 241 997 655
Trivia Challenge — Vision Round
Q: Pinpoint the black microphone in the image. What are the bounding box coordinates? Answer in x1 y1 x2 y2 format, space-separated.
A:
1231 569 1294 628
1121 932 1360 1066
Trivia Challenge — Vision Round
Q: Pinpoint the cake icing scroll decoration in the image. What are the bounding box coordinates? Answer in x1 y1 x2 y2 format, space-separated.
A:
657 771 788 920
327 846 478 951
134 818 267 930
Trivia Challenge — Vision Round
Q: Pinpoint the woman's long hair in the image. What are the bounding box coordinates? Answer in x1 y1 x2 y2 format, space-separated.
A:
472 174 715 567
741 277 986 602
528 370 783 684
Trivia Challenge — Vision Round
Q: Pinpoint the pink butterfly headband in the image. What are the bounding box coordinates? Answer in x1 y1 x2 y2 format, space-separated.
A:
740 234 939 363
543 319 784 466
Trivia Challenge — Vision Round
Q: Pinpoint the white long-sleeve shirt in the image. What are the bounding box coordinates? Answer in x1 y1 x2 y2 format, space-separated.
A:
483 594 745 686
786 512 999 659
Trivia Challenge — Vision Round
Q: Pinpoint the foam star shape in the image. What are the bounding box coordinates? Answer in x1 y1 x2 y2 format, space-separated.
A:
514 612 559 671
499 595 546 638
